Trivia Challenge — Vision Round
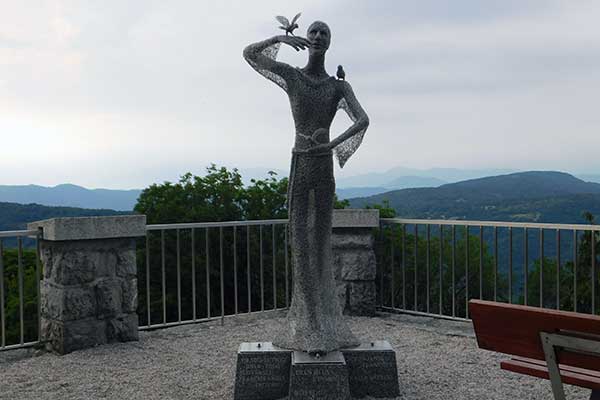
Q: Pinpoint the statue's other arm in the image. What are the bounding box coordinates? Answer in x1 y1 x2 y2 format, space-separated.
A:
308 81 369 167
330 81 370 149
243 36 310 89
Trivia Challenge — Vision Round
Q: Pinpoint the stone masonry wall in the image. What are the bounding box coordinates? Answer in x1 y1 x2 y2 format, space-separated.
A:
40 238 139 354
332 210 379 316
29 215 145 354
333 229 377 316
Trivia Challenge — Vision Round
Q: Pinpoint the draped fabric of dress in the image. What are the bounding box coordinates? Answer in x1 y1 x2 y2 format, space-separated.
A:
245 43 362 353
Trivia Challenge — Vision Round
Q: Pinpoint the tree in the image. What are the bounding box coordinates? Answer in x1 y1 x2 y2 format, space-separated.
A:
134 166 294 325
334 195 350 210
377 223 499 318
377 210 600 318
136 165 353 224
134 166 402 324
365 199 396 218
1 247 39 345
135 165 246 224
244 172 288 220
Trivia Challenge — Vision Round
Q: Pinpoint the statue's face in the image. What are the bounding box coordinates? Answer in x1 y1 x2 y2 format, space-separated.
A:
307 21 330 56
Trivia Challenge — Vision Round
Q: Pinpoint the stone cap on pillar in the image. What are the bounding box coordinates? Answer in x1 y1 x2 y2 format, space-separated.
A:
28 215 147 241
332 209 379 229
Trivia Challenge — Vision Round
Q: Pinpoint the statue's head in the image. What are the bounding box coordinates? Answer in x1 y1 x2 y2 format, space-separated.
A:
307 21 330 56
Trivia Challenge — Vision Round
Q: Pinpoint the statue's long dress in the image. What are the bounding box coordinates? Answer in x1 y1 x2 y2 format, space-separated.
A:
246 43 367 354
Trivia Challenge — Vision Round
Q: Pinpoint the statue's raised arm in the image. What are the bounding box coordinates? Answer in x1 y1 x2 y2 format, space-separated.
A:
243 35 310 91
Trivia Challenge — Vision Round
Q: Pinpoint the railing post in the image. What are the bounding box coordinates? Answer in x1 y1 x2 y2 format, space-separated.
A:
0 240 4 348
28 216 146 354
402 224 406 310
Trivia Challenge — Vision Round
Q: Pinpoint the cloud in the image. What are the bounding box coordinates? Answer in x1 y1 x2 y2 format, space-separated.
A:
1 0 600 188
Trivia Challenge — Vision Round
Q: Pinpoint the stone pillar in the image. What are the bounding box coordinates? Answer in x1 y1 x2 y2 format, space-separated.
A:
332 209 379 316
28 215 146 354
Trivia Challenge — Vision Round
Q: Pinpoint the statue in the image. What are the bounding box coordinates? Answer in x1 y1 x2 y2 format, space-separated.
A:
243 20 369 355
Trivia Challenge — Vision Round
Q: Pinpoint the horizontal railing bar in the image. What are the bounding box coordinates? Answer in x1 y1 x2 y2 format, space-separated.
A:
0 341 39 352
381 218 600 231
0 229 39 238
379 306 471 323
146 219 288 231
138 307 289 331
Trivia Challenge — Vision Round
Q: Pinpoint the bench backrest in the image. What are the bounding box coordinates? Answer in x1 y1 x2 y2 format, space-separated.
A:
469 300 600 372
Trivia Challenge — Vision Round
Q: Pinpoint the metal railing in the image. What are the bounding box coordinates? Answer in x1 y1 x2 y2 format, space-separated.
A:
0 229 41 351
2 216 598 351
139 219 290 330
377 218 600 321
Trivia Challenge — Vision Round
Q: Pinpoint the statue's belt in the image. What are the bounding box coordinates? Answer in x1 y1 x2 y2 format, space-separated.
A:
291 147 332 157
296 131 331 147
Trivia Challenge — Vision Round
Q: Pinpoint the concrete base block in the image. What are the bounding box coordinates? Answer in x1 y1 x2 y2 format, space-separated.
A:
289 351 350 400
342 341 400 398
233 340 399 399
234 342 291 400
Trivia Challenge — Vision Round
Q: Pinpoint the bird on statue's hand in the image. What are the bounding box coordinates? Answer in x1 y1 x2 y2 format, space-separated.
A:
336 65 345 81
275 13 301 36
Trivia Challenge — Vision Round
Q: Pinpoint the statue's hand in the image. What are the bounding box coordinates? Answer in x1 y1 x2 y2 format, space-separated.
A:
306 143 332 154
306 128 330 153
277 35 310 51
310 128 328 144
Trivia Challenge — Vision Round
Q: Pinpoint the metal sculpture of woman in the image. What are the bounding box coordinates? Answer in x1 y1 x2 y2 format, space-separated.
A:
244 20 369 354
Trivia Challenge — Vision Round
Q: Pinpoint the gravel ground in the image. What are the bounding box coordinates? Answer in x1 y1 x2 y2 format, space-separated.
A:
0 312 590 400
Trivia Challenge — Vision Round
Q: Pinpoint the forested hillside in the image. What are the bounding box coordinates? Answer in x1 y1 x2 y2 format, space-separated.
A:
349 171 600 223
0 202 128 232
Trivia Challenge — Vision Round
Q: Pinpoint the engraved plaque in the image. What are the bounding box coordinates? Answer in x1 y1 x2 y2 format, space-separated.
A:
342 340 400 398
289 351 351 400
234 342 291 400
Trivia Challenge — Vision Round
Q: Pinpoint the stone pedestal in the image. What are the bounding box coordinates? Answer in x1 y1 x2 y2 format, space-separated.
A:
234 342 291 400
234 340 399 399
343 341 400 398
332 209 379 316
28 215 146 354
289 351 350 400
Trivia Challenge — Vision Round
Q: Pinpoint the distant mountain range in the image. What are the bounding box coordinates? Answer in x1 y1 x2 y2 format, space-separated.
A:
335 168 600 199
1 168 599 220
0 184 141 211
336 167 516 188
334 167 516 199
336 176 448 199
578 174 600 184
337 187 390 199
3 171 597 256
348 171 600 224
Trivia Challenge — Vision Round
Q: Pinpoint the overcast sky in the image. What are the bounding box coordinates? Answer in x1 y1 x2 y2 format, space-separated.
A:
2 1 600 189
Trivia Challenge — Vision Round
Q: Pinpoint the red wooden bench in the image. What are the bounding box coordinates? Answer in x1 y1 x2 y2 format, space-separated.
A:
469 300 600 400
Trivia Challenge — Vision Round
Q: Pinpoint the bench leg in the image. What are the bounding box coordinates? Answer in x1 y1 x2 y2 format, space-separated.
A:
540 333 567 400
590 390 600 400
